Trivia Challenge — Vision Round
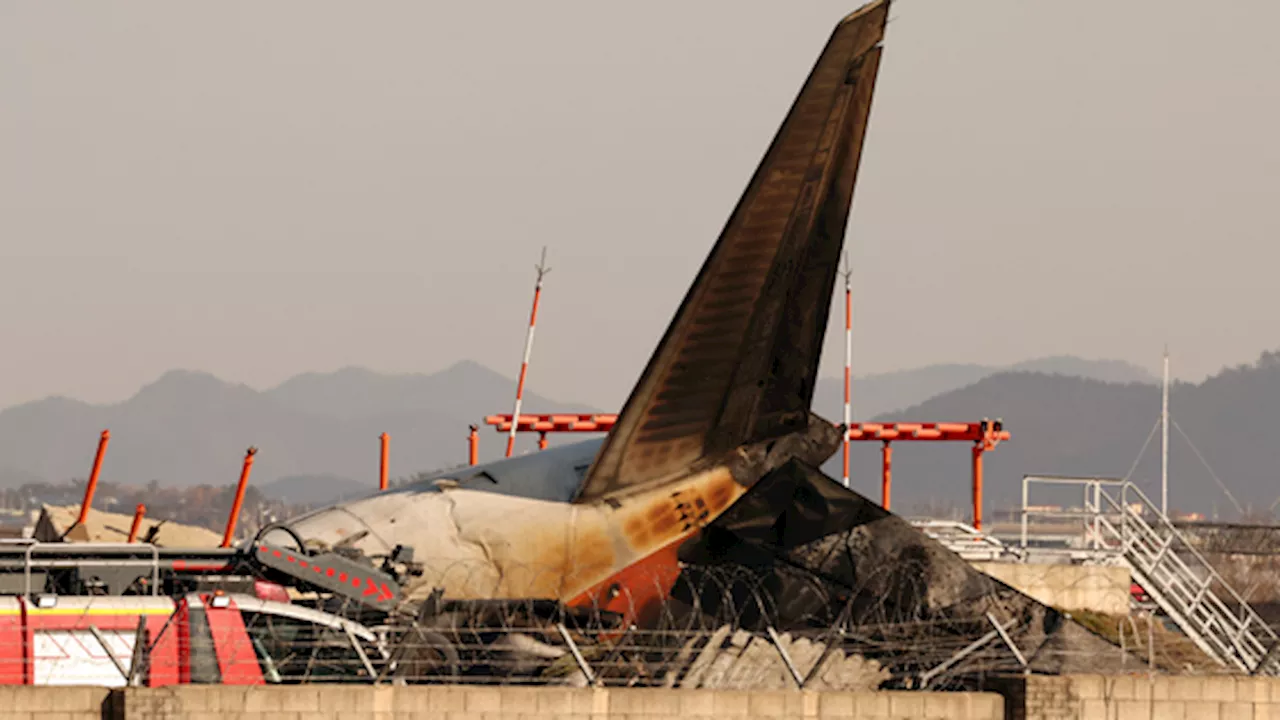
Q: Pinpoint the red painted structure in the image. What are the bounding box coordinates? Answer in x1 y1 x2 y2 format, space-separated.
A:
482 415 1009 531
0 586 400 687
379 433 390 492
202 594 264 684
0 594 260 686
485 413 618 433
220 448 258 549
127 504 147 543
848 421 1008 530
76 430 111 526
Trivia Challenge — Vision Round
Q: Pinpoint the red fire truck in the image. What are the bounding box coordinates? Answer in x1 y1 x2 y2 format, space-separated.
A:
0 534 410 687
0 590 387 686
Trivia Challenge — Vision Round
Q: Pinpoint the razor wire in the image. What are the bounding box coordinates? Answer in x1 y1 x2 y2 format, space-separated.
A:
9 552 1248 690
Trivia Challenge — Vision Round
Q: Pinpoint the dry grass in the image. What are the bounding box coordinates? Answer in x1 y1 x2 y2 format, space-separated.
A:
1067 609 1224 674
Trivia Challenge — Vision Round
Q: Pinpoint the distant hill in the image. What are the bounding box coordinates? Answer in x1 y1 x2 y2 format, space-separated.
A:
824 351 1280 522
812 356 1156 421
0 361 589 496
6 352 1248 517
264 361 594 421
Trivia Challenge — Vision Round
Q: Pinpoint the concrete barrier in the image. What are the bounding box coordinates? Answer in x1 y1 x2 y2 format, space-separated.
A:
48 675 1280 719
0 686 111 719
991 673 1280 719
114 685 1004 719
971 562 1131 615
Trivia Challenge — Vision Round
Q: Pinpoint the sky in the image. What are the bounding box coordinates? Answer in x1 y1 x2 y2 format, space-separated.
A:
2 0 1278 412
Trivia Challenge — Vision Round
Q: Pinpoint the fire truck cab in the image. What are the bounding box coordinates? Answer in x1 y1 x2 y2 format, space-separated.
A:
0 591 385 686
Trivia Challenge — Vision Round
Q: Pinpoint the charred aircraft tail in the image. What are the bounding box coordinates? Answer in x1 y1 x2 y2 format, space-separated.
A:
576 2 889 505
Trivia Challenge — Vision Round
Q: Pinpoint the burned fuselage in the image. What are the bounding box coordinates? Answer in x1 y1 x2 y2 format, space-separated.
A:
269 1 892 622
257 4 1142 685
272 440 743 602
272 415 843 606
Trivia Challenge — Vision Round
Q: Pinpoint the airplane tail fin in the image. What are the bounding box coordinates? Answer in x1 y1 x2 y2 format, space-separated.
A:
575 2 889 504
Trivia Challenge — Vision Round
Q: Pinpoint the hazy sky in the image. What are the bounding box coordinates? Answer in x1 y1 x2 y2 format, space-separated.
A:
2 0 1277 411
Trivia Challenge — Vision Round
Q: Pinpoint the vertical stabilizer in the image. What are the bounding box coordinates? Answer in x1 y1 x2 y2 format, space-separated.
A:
576 2 889 504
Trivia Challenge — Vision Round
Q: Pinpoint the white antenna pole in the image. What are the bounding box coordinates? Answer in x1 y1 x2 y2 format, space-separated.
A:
506 247 550 458
841 253 852 488
1161 346 1169 516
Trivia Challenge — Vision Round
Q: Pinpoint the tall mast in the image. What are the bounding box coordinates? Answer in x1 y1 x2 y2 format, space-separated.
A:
842 252 853 488
506 247 551 458
1161 346 1169 516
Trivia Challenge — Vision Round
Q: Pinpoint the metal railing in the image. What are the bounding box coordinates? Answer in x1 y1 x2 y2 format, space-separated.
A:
909 520 1014 562
20 542 161 597
1020 475 1280 675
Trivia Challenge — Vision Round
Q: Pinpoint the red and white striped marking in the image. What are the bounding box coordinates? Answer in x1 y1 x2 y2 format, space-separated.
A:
487 413 618 433
842 257 852 488
506 248 550 458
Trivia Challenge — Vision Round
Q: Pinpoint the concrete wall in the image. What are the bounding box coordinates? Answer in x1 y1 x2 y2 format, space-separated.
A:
0 686 111 719
26 675 1280 719
114 685 1003 719
68 677 1280 720
972 562 1131 615
996 674 1280 720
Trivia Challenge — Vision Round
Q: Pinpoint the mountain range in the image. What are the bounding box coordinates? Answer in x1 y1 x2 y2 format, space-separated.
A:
812 355 1156 421
3 352 1274 519
0 361 586 503
830 351 1280 521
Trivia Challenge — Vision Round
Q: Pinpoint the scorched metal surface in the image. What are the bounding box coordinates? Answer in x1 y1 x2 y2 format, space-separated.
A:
268 3 890 607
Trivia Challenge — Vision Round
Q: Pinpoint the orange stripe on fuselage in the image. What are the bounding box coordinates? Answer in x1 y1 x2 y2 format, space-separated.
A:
566 535 687 630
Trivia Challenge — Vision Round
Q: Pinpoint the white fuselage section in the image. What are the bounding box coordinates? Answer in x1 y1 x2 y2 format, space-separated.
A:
275 464 745 601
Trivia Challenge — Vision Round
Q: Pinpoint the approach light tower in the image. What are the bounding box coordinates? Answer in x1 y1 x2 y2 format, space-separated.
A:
505 247 551 458
841 252 853 489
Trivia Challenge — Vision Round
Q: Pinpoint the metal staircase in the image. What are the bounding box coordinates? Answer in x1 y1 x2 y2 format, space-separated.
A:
910 519 1012 562
1022 476 1280 675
